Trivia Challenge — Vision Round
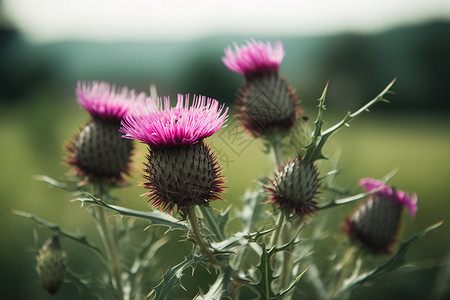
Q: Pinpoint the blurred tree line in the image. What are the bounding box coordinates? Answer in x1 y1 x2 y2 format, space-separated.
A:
1 20 449 112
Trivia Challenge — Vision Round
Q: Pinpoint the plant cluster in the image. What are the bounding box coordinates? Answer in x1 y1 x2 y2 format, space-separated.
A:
16 39 441 300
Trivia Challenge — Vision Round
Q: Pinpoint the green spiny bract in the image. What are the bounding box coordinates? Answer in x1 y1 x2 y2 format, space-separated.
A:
143 140 224 212
36 235 66 295
66 118 133 182
237 74 299 137
266 157 320 219
343 194 404 254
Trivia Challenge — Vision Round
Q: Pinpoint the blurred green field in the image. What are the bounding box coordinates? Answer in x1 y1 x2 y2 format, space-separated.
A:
1 92 449 299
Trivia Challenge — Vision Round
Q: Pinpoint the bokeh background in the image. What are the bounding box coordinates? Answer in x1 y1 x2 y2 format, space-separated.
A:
1 0 449 299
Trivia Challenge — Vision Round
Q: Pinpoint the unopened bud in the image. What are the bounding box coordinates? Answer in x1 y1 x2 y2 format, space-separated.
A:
36 236 65 295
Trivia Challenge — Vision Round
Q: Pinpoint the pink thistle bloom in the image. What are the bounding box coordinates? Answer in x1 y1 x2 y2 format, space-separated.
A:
77 81 146 121
222 39 285 77
359 178 418 218
121 94 228 147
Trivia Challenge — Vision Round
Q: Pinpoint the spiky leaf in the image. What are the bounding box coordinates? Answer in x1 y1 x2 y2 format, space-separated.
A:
304 79 395 163
197 267 233 300
149 252 208 300
74 194 188 232
199 205 230 242
252 237 305 300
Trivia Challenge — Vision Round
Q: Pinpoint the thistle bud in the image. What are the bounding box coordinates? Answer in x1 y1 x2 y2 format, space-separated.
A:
36 236 65 295
67 118 133 181
266 157 321 219
343 178 418 254
66 81 144 182
222 40 302 137
237 74 298 136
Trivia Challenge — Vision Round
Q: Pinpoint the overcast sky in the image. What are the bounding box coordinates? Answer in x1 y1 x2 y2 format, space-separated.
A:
2 0 450 43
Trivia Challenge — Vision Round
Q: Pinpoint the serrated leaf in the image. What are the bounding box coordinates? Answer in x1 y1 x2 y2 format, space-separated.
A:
319 169 398 210
196 267 233 300
252 233 304 300
34 175 79 192
332 221 443 299
150 252 208 300
240 186 268 233
212 229 275 254
255 243 277 300
199 206 230 242
12 210 106 262
304 79 395 163
73 196 188 232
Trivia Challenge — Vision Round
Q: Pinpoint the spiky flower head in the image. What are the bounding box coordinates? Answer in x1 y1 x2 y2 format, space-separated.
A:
77 81 141 121
66 81 143 182
343 178 418 254
222 39 284 78
237 74 299 137
36 236 65 295
120 94 228 212
121 94 228 146
223 40 300 137
266 157 321 219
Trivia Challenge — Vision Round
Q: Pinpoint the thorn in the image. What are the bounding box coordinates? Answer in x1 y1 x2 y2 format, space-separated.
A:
146 290 155 298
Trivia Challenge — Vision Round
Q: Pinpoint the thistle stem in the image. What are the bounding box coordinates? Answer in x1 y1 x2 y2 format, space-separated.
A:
95 206 124 300
92 182 124 300
269 212 286 248
269 139 287 249
271 139 284 168
186 206 222 269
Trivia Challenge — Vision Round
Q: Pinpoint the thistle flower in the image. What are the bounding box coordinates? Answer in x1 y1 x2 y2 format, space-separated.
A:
36 236 66 295
343 178 418 254
222 39 301 137
222 39 284 78
121 94 228 212
266 157 321 219
66 81 144 182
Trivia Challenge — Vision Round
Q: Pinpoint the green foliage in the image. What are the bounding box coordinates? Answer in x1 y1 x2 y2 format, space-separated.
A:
13 75 443 300
303 79 395 163
149 251 208 300
250 238 308 300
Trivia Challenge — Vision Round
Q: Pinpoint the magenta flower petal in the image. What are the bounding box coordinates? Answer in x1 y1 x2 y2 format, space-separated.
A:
222 39 284 77
359 177 418 219
77 81 146 121
396 190 418 218
359 177 389 193
121 94 228 147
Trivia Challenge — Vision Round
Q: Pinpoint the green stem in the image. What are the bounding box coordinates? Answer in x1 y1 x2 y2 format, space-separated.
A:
92 181 124 300
269 212 286 249
268 138 286 248
280 226 292 289
271 140 284 168
95 206 124 300
186 206 222 269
